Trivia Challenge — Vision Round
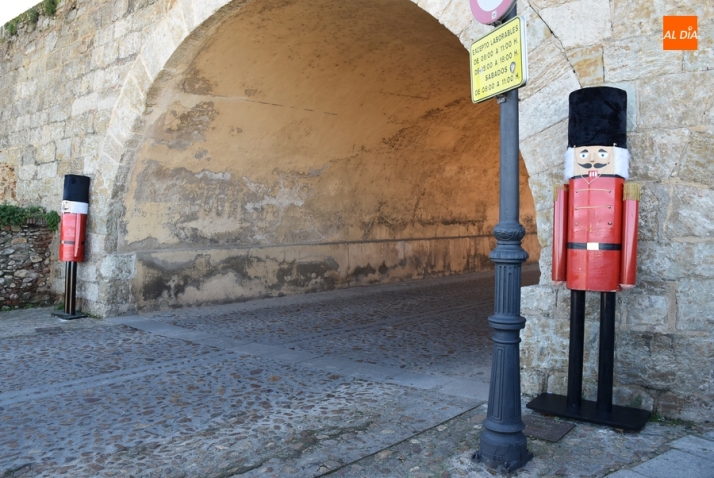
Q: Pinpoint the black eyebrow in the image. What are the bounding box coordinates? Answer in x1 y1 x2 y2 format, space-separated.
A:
598 148 607 153
581 149 589 153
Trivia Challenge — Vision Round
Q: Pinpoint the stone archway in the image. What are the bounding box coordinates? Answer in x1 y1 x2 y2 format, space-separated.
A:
95 0 539 312
83 1 539 310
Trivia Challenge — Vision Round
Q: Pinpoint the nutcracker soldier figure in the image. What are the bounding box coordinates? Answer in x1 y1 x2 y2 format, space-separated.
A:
526 86 650 430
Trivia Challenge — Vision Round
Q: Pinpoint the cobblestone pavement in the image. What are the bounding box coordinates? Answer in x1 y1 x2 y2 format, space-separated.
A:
1 266 712 477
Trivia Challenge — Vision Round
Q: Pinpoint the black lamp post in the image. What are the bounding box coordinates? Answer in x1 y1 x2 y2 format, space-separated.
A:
474 7 533 471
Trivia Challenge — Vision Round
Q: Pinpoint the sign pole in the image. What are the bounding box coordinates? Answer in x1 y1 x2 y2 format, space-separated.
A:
474 6 533 473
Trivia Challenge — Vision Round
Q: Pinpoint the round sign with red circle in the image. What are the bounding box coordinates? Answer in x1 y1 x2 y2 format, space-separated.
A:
469 0 516 25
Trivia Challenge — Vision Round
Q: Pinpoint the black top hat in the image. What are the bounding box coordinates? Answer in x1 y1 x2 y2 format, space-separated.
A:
63 175 91 203
568 87 627 148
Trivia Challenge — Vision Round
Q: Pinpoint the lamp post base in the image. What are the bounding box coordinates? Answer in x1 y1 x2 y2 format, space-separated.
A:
474 429 533 473
527 393 650 431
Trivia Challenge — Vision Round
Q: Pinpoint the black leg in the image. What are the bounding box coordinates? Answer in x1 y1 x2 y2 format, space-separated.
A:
567 290 586 410
597 292 616 413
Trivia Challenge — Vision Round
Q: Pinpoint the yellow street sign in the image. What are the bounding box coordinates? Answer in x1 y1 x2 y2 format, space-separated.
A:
470 16 528 103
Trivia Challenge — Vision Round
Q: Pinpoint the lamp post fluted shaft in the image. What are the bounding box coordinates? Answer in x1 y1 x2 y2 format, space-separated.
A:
475 7 533 471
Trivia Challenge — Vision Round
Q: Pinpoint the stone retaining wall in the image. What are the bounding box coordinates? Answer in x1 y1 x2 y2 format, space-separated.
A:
0 221 55 309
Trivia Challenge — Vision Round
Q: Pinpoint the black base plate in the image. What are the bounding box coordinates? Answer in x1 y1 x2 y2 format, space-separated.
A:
526 393 650 431
52 312 87 320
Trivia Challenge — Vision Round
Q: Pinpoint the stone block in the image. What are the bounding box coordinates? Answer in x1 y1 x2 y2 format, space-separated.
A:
79 134 102 158
18 165 36 181
679 133 714 187
104 102 135 147
638 71 713 129
79 281 100 301
676 279 714 332
120 74 147 114
14 269 33 279
436 0 472 40
16 80 37 99
520 38 571 101
519 70 580 141
538 0 611 50
118 31 142 60
71 92 99 117
520 368 547 396
657 390 714 424
638 240 714 281
139 20 182 80
546 373 567 395
36 162 57 180
126 58 153 98
637 182 669 242
113 17 132 41
521 309 570 373
628 129 689 181
605 34 682 83
567 44 603 87
36 142 56 164
620 281 672 332
55 137 72 163
175 0 199 32
521 283 557 316
520 119 568 177
93 110 113 136
665 185 714 239
520 5 552 53
617 331 713 396
457 19 490 48
612 385 654 411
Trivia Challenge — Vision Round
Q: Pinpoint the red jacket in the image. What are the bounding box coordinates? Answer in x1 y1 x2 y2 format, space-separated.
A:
552 176 639 292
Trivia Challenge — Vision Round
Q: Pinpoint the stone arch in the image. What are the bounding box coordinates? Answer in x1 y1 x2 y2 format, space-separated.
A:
88 0 562 315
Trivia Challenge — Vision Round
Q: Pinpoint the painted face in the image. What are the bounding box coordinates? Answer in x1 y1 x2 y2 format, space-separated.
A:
573 146 615 177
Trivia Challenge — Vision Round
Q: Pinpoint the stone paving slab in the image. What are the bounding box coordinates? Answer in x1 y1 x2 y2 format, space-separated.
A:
606 471 648 478
631 449 714 478
669 434 714 461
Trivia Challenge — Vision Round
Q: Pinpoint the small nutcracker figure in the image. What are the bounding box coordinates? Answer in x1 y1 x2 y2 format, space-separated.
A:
527 86 650 430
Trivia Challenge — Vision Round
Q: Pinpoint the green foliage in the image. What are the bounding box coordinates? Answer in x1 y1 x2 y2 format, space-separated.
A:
43 0 58 17
45 210 61 231
25 8 40 25
0 204 26 225
4 19 19 36
0 204 61 231
2 0 58 38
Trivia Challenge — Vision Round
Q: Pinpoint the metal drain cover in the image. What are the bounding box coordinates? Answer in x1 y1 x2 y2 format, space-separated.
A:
523 414 575 442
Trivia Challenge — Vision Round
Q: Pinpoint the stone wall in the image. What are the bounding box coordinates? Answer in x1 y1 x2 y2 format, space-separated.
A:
0 221 55 309
0 0 712 420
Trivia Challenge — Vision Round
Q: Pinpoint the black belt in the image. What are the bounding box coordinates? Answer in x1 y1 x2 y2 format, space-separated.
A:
567 242 621 251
